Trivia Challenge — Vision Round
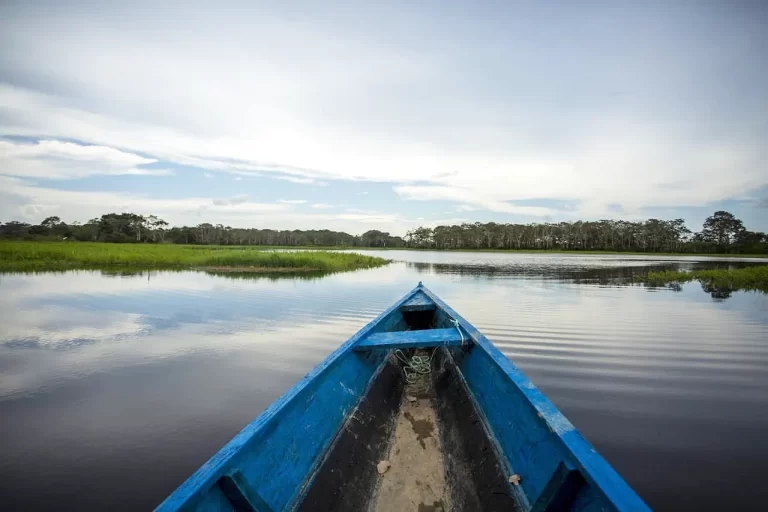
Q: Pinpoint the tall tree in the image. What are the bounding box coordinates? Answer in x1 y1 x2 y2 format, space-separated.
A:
701 211 745 251
40 216 62 231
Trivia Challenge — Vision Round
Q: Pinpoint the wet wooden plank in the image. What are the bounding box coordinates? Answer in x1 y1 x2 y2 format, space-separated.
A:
354 328 465 351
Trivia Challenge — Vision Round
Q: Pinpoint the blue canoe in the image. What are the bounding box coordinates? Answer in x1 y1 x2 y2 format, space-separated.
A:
157 283 649 512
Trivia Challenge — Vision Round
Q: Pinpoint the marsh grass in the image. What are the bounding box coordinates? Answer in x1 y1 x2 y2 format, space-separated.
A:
0 241 390 273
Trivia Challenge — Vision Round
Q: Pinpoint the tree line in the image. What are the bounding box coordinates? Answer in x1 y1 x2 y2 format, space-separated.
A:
405 211 766 254
0 210 765 254
0 213 405 248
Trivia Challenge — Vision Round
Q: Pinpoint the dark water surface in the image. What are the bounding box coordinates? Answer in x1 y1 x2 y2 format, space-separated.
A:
1 252 767 511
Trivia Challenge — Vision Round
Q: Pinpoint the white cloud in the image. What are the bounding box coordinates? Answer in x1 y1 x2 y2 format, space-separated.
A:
337 212 403 224
0 139 167 179
0 176 419 234
393 128 768 219
212 194 248 206
274 175 320 185
418 217 470 228
279 199 307 204
0 176 288 223
311 203 334 209
3 83 764 222
0 2 766 225
203 172 214 178
394 185 559 217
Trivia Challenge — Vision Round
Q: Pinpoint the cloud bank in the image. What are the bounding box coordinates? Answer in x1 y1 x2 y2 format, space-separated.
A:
1 1 766 231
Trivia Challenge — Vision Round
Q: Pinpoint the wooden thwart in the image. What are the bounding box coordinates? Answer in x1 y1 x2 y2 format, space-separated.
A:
354 328 465 351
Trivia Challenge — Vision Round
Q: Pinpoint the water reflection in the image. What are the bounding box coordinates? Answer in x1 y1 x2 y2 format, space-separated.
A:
1 268 334 281
405 259 657 282
404 260 765 300
1 254 767 511
700 284 733 301
205 270 330 281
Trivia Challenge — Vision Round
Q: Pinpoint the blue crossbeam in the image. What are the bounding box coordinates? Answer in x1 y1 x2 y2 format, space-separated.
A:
354 328 465 351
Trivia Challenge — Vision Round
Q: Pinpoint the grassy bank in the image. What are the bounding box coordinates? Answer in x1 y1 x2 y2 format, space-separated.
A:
0 241 390 273
642 266 768 292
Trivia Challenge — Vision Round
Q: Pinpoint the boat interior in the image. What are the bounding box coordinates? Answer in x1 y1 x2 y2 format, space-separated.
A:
297 292 519 511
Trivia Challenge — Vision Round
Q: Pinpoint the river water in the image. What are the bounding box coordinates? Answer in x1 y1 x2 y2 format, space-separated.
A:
1 251 767 511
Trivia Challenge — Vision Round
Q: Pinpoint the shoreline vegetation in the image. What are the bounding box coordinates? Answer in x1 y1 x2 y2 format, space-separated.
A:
0 242 390 273
1 241 766 292
1 210 766 255
0 241 767 273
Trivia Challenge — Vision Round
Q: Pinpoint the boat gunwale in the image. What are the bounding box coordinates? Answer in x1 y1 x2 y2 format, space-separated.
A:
288 356 394 510
417 285 650 511
155 283 426 511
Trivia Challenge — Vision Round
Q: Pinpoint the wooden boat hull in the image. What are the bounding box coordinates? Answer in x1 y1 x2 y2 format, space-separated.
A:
157 283 649 511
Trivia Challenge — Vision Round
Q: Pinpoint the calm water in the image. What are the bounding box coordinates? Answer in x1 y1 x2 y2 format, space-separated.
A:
1 252 767 511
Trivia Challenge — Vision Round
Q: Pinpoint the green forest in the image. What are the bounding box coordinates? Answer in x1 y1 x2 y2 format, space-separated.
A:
0 210 765 254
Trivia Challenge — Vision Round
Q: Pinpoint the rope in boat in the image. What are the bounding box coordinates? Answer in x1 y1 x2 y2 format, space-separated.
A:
394 317 465 384
394 349 432 384
450 318 465 345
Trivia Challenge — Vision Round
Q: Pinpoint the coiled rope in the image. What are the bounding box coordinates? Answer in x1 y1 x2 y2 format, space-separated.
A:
395 318 465 384
394 349 433 384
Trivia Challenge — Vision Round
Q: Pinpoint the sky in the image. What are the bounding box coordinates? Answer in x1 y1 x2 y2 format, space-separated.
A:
1 0 767 236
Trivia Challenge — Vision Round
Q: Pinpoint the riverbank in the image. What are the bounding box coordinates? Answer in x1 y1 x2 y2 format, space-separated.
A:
0 241 390 273
354 247 768 258
228 245 767 258
641 266 768 292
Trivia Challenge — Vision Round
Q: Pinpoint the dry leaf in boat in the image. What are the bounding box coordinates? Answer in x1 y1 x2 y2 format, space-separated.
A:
377 460 391 474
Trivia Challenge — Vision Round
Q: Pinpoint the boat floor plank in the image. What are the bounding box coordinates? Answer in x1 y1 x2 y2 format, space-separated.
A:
373 384 448 512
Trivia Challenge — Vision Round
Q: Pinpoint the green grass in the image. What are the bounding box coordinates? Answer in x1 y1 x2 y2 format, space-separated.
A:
0 241 390 273
643 266 768 292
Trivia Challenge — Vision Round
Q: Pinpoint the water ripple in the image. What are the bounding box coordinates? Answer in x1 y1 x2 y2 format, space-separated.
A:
1 256 767 511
